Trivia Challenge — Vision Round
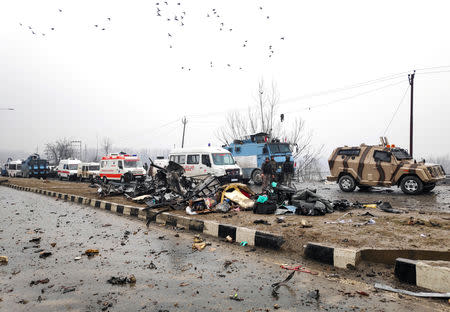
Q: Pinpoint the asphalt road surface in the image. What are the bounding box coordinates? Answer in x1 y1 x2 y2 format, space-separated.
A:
0 187 447 311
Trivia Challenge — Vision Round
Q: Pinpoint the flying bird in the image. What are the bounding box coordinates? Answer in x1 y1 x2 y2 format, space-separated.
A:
280 37 285 40
19 23 22 26
58 9 62 12
94 25 98 27
102 28 105 30
51 27 55 30
168 33 172 37
28 26 32 29
107 17 111 21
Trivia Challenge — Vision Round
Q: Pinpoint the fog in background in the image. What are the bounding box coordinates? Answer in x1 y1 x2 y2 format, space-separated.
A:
1 0 450 165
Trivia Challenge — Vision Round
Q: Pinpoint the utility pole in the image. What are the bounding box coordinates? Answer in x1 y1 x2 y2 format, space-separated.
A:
408 70 415 157
181 116 188 148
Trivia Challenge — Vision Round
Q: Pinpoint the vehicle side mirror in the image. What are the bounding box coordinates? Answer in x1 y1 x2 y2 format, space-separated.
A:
206 161 211 168
118 164 123 169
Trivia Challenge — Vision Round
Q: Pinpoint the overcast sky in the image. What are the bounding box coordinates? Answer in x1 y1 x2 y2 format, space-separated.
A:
1 0 450 160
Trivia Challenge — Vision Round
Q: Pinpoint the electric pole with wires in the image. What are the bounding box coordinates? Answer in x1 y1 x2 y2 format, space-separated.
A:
408 70 415 157
181 116 188 148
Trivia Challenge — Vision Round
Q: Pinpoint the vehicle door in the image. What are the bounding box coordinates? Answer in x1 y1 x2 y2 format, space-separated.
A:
370 150 394 186
118 160 124 177
186 154 200 176
201 154 213 175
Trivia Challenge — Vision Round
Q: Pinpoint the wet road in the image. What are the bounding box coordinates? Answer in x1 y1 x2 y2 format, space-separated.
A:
252 182 450 213
0 187 447 311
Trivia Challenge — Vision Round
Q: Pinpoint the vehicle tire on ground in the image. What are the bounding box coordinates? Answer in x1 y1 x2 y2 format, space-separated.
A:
423 183 436 193
338 174 356 192
251 169 262 185
400 175 423 195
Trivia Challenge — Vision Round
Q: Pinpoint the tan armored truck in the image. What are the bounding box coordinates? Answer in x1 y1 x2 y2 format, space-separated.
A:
327 138 446 194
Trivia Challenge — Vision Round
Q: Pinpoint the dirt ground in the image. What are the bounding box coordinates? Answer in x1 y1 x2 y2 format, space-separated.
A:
3 177 450 253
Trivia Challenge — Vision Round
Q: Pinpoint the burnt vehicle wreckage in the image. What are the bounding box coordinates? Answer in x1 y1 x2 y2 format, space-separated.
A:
92 158 387 219
93 159 222 210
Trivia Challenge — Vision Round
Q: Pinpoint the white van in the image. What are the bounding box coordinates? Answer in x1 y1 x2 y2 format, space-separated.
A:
57 159 82 180
77 162 100 181
99 153 146 183
169 147 242 183
6 160 23 177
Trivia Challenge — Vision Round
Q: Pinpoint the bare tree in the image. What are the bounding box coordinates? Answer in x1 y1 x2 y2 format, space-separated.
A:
102 137 113 156
217 79 322 179
44 138 74 165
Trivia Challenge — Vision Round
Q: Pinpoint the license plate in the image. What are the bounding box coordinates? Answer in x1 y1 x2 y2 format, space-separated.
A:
231 178 238 182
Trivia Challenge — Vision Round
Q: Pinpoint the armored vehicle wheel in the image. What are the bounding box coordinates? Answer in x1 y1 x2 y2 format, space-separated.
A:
423 183 436 193
338 174 356 192
400 175 423 195
252 169 262 185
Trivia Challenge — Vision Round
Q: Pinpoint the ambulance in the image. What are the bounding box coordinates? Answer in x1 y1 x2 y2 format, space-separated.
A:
99 153 146 183
57 159 82 180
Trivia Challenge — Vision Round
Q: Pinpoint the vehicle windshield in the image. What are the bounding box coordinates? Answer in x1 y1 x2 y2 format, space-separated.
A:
68 164 78 170
391 148 412 160
89 165 100 171
268 143 291 154
212 153 235 166
124 160 141 168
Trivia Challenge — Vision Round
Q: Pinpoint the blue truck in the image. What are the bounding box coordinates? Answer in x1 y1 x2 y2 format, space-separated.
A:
21 154 49 178
223 132 293 184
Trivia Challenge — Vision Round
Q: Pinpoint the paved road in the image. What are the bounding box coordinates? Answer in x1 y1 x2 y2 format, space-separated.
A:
0 187 447 311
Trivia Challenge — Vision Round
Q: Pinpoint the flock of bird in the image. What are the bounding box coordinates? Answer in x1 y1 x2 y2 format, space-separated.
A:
19 1 286 72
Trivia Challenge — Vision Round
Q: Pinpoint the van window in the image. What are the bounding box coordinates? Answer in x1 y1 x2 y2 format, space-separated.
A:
17 164 21 170
101 161 105 168
187 155 200 164
89 165 100 171
373 151 391 162
68 164 78 170
338 149 360 156
169 155 175 162
212 153 235 165
177 155 186 164
202 155 211 166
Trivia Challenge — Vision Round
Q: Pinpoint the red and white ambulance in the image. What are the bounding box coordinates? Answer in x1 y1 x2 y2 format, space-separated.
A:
99 153 146 183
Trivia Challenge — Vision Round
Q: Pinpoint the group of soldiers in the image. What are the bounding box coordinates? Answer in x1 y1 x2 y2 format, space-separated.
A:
261 155 294 190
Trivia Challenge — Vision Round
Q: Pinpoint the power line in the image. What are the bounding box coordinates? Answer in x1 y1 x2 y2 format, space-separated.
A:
279 72 409 104
284 79 407 114
383 84 410 136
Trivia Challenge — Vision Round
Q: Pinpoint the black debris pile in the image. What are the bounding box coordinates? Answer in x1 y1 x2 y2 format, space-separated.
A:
260 183 366 216
107 275 136 285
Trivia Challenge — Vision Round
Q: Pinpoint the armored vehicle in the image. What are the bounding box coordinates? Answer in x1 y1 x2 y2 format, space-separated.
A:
327 138 446 194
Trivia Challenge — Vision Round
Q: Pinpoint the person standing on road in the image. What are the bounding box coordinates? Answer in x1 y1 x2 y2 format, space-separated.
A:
282 156 294 187
270 156 277 182
261 157 272 191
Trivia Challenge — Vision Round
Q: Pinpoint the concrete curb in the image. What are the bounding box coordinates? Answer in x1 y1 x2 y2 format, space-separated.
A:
305 242 450 270
4 183 285 250
395 258 450 293
304 242 361 269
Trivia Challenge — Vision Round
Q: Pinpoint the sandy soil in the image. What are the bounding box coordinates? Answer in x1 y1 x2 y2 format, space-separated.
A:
3 177 450 252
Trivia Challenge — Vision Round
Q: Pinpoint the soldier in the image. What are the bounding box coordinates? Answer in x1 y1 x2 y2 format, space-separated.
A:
270 156 277 182
281 156 294 187
261 157 272 191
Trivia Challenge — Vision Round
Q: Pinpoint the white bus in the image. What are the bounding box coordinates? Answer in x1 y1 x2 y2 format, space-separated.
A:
6 160 23 177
